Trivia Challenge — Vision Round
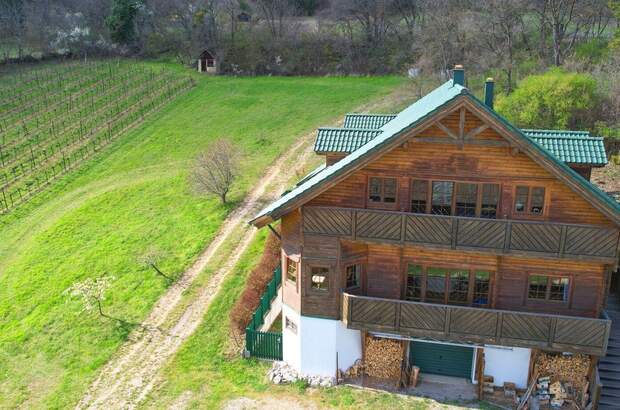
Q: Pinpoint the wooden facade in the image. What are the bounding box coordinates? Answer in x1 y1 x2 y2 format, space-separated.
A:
272 97 619 361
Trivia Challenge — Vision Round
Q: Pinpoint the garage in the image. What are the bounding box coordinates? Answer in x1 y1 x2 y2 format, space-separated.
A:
409 341 474 379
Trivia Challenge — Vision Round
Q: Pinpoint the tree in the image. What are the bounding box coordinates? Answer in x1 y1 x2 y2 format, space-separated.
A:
138 246 174 282
64 276 116 320
475 0 527 92
496 68 601 129
106 0 143 45
190 138 239 204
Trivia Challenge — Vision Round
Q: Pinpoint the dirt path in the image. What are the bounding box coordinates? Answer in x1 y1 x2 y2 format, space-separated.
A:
76 131 317 410
76 89 411 410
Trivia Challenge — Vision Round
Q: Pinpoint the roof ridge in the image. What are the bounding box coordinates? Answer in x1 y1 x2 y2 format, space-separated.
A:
317 127 383 132
529 135 604 141
345 113 398 117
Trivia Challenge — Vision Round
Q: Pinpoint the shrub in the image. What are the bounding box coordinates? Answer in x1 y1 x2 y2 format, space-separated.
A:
230 229 281 332
496 68 601 130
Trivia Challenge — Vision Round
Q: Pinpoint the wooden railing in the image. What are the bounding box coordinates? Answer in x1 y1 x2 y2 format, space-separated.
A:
302 206 619 261
341 293 611 356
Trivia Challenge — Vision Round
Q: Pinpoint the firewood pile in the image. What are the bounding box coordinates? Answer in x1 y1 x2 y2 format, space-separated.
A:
343 359 364 378
533 353 591 408
535 353 590 389
364 335 404 379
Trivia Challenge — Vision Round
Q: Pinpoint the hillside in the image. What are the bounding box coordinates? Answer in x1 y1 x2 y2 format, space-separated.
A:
0 62 404 408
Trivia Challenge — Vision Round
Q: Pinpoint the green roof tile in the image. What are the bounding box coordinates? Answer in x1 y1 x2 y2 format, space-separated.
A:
526 133 607 165
343 113 396 129
314 128 382 153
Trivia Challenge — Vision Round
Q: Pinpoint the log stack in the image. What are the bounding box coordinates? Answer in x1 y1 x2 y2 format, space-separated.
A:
364 335 405 380
535 353 590 389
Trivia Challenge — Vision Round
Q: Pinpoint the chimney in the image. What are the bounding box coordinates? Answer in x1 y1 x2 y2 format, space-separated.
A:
484 77 494 109
453 64 465 86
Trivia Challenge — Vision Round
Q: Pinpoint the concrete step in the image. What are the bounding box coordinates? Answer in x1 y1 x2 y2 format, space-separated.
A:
599 363 620 373
600 378 620 389
600 356 620 365
600 370 620 382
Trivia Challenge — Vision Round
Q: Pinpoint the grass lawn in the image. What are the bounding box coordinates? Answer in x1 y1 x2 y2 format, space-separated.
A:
0 64 404 409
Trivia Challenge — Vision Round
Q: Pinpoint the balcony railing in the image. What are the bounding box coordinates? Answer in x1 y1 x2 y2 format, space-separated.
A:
302 206 619 261
341 293 611 356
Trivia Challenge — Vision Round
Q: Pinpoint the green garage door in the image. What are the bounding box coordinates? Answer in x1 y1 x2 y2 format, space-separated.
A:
409 341 473 378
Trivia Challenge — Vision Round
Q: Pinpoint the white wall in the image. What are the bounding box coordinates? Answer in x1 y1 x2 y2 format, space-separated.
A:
484 345 531 389
281 303 362 377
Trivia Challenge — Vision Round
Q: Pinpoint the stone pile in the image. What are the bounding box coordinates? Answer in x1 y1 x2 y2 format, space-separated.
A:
267 361 336 387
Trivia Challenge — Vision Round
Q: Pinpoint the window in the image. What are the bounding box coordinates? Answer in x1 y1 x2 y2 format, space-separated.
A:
406 264 423 301
310 267 329 291
431 181 454 215
449 271 469 304
285 317 297 334
286 257 297 283
411 180 428 213
345 264 361 289
426 267 447 302
473 271 491 306
404 264 494 306
530 187 545 214
528 275 569 302
481 184 499 219
369 177 397 204
515 186 545 216
455 183 477 217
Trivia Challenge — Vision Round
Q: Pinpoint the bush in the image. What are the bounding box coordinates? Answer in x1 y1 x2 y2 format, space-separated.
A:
496 68 601 130
230 229 281 332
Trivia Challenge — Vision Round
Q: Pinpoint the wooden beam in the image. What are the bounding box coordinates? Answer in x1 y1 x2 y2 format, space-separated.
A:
465 124 489 140
436 121 458 140
459 107 466 139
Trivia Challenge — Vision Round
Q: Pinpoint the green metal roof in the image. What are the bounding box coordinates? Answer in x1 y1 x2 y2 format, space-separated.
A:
314 126 607 166
524 132 607 166
343 113 396 129
251 80 620 227
314 128 382 153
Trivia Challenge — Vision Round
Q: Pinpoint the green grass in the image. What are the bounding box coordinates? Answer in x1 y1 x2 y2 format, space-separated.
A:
0 63 403 409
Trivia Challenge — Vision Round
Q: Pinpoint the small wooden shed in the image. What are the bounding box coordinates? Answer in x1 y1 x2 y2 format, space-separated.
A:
197 50 217 74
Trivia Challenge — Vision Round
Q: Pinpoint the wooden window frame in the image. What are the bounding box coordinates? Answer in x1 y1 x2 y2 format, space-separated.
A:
307 264 331 295
367 176 398 209
344 263 362 291
526 273 571 304
513 185 547 218
408 179 501 219
285 256 298 288
403 262 494 307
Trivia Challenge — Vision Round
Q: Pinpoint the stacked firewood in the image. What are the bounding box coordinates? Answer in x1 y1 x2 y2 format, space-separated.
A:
364 335 404 379
535 353 590 389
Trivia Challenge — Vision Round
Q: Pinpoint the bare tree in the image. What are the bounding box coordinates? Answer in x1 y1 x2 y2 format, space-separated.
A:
252 0 292 39
138 246 173 282
475 0 527 92
190 138 239 204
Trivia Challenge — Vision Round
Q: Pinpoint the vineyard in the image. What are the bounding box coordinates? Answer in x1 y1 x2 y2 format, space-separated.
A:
0 59 195 212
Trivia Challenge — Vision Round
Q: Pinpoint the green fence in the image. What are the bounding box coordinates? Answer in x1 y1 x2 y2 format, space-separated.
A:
245 266 283 360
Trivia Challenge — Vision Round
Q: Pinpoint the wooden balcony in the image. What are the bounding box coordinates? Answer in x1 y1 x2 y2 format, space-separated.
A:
302 206 619 262
341 293 611 356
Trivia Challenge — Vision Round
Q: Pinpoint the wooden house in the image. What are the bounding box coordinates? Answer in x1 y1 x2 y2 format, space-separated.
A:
197 49 216 74
250 66 619 403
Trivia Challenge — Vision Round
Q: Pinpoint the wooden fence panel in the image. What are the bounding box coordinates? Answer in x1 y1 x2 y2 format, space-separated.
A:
356 210 401 241
509 223 562 254
302 207 352 236
456 219 506 249
564 226 619 258
405 214 452 245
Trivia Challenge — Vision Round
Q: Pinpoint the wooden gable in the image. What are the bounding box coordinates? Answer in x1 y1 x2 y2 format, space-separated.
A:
308 104 614 228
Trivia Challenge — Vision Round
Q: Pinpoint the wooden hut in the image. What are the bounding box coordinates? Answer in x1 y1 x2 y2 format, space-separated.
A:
197 50 216 74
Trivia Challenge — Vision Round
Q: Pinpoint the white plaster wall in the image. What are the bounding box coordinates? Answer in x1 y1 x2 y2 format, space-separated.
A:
282 304 301 371
281 303 362 377
484 345 531 389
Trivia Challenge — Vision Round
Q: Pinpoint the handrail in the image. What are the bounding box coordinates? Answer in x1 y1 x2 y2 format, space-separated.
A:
247 265 282 332
302 206 619 261
342 292 612 356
